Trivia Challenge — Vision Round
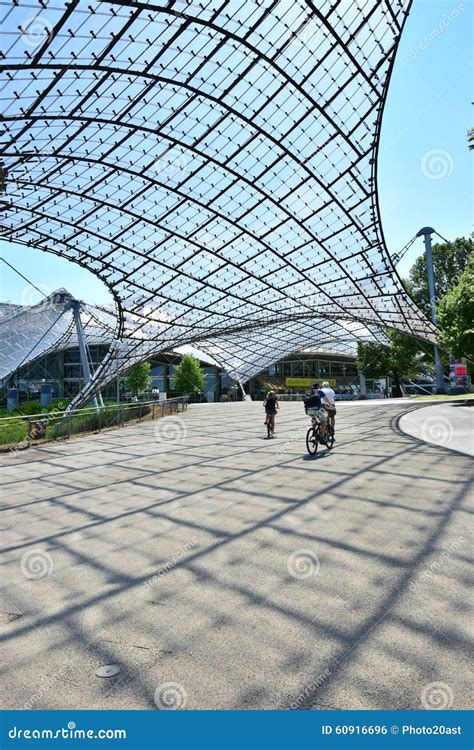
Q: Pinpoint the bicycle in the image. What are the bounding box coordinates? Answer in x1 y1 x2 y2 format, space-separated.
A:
305 415 335 455
265 413 275 438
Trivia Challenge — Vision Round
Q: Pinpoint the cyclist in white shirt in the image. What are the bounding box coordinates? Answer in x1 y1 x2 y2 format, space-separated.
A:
321 381 336 437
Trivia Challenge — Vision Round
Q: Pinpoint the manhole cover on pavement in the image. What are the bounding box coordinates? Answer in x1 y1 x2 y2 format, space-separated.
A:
96 664 121 678
60 641 159 689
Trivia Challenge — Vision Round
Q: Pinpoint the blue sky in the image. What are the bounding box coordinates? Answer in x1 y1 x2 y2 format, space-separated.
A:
1 0 472 306
378 0 472 276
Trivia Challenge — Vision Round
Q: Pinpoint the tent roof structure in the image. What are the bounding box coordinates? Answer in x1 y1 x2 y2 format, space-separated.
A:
0 0 436 404
0 288 116 379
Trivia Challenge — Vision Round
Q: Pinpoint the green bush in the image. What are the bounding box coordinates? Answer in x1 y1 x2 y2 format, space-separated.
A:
0 402 152 445
0 418 28 446
47 403 151 439
0 399 70 419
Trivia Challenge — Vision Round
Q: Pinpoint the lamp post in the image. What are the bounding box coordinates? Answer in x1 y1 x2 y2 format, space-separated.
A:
416 227 445 393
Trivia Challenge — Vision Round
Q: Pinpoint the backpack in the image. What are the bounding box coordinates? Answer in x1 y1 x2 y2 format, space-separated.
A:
303 391 320 411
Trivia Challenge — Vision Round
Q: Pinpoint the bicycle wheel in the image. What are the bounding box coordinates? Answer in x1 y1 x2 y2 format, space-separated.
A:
267 421 272 438
306 426 319 455
325 424 335 450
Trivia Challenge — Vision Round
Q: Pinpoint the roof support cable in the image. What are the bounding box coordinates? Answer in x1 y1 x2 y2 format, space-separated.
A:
0 257 49 301
391 234 418 266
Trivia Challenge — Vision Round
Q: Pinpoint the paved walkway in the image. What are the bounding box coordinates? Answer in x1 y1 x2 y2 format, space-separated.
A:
0 401 471 710
399 402 474 456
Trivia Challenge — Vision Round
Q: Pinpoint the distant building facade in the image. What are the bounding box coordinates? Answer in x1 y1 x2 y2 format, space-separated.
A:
1 346 231 403
2 347 387 405
246 351 369 399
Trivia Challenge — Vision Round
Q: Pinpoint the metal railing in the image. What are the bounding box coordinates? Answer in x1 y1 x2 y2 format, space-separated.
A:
271 392 383 402
270 393 304 402
0 397 188 452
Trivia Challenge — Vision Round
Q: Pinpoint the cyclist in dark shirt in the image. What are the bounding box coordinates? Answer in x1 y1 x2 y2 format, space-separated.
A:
263 391 278 437
304 382 331 445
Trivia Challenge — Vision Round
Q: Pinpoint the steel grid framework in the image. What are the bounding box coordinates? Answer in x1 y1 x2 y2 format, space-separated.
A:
0 0 437 403
0 289 116 379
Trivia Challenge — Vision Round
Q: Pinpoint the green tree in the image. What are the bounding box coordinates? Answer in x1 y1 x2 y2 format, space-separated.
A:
468 128 474 151
125 361 151 394
357 330 428 396
403 236 472 313
172 354 206 396
437 254 474 359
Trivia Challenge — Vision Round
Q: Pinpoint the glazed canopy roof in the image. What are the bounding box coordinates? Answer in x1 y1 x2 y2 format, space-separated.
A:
0 289 116 379
0 0 436 400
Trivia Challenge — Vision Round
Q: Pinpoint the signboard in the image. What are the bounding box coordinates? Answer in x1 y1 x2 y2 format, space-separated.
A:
285 377 336 388
449 357 468 388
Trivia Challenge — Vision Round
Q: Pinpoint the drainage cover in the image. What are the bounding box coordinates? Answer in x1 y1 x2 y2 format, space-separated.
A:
95 664 121 678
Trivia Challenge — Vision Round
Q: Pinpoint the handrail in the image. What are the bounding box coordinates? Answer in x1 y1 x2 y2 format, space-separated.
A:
0 396 189 423
273 392 382 401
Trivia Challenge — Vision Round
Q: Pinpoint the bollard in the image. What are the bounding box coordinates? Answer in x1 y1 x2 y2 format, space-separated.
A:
40 383 52 408
7 388 18 413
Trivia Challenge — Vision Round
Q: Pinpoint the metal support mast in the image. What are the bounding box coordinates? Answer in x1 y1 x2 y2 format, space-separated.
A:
70 300 103 410
416 227 445 393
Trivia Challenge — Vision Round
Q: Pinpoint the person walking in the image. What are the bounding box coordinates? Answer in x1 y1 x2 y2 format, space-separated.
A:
263 390 278 437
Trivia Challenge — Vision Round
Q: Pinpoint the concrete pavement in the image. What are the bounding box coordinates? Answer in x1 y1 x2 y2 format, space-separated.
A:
399 401 474 456
0 401 472 710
